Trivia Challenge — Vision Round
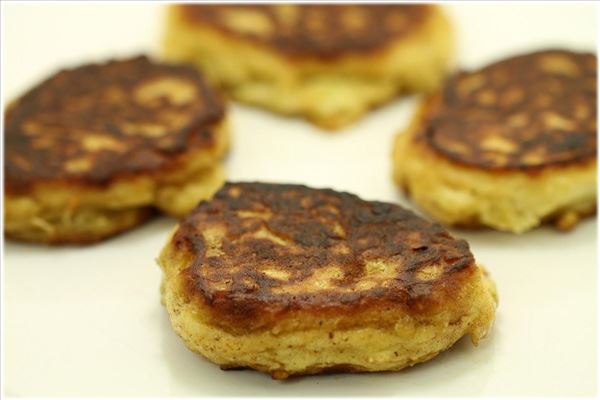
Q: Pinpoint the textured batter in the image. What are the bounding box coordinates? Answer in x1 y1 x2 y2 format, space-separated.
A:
393 49 597 233
4 56 229 244
158 182 497 379
163 4 453 129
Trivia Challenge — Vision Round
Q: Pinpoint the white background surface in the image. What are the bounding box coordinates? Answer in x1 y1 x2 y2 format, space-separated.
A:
2 2 598 397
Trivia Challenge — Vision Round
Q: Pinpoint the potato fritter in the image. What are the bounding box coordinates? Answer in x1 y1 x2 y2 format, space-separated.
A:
163 4 453 129
4 56 229 244
158 182 497 379
393 49 597 233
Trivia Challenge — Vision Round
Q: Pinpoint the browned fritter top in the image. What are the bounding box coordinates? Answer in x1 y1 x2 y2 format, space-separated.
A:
418 49 597 170
5 56 225 193
171 182 476 329
178 4 432 58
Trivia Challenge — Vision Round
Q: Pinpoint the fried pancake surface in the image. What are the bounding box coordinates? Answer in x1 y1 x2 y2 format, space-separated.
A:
4 56 229 244
420 50 596 170
160 183 496 378
164 4 452 129
5 56 225 193
173 182 474 325
179 4 431 58
393 49 597 233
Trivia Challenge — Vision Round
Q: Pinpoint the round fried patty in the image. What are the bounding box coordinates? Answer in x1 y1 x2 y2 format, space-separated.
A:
159 182 497 378
4 56 229 244
164 4 452 129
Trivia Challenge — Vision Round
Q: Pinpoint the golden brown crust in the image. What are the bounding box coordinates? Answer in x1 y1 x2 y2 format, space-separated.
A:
178 4 432 59
5 55 225 194
170 182 478 332
417 49 597 171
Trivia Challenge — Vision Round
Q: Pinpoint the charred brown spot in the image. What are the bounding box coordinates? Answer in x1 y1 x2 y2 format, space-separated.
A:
172 182 476 327
419 49 597 170
4 56 225 193
179 4 431 59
